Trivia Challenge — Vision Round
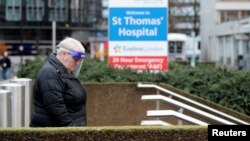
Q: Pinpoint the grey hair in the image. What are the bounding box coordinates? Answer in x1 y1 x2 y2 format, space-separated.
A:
56 37 85 53
56 47 67 55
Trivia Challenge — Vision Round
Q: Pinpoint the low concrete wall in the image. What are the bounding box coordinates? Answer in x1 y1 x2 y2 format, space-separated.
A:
85 83 250 126
2 81 247 126
85 83 156 126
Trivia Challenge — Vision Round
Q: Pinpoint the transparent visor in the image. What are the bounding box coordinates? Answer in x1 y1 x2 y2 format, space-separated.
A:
57 46 85 77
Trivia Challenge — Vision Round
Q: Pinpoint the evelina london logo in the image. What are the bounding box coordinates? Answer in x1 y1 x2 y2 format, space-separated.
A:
113 45 122 53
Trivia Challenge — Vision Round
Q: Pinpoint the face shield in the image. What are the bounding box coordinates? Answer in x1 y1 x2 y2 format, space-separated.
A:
58 46 86 77
68 50 86 77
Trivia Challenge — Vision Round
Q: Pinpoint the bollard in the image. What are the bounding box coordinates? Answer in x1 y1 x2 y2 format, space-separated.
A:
0 83 25 127
0 89 11 127
11 78 33 127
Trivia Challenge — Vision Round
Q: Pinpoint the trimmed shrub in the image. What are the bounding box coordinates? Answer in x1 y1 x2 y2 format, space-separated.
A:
16 57 250 116
0 126 207 141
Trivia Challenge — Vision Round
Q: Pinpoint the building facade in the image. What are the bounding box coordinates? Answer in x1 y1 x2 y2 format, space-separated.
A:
200 0 250 69
0 0 102 56
169 0 200 36
99 0 200 36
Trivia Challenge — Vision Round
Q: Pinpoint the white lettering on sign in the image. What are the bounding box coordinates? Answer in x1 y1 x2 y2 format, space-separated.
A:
212 129 247 136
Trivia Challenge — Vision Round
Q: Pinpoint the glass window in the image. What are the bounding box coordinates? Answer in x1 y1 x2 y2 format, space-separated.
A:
0 0 6 5
221 10 239 22
225 36 231 65
169 41 184 54
5 0 22 21
49 0 68 22
219 37 224 64
246 41 250 54
26 0 45 21
169 41 175 53
176 42 183 53
70 0 78 22
242 11 250 18
70 0 86 23
226 11 238 21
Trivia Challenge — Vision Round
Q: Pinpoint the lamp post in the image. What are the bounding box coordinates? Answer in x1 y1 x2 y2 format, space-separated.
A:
52 21 56 53
19 45 24 65
191 31 196 67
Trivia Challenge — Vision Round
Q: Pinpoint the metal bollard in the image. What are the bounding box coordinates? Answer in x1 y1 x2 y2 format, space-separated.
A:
11 78 33 127
0 83 25 127
0 89 11 127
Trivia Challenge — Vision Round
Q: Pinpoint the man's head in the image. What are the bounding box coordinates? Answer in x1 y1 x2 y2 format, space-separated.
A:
56 37 86 73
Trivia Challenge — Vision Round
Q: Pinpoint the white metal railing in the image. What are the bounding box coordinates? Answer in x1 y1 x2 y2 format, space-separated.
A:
147 110 208 126
142 95 235 125
138 83 249 125
141 120 171 126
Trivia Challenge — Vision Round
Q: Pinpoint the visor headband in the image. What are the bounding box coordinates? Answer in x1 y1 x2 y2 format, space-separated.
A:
57 46 85 59
68 50 86 59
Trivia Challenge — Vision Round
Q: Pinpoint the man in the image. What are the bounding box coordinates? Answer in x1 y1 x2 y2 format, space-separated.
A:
30 37 87 127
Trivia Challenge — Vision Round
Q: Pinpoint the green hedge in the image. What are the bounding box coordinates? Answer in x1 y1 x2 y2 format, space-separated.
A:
17 57 250 116
0 126 207 141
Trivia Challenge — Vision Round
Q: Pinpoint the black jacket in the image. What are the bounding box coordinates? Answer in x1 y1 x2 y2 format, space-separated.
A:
30 54 87 127
0 57 11 69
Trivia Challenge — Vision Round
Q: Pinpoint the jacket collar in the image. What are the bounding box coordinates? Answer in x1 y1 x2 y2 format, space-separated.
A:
48 53 78 79
48 53 69 74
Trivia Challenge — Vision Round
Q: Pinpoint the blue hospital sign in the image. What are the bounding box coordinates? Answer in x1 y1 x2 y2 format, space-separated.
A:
109 0 169 71
109 8 167 41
